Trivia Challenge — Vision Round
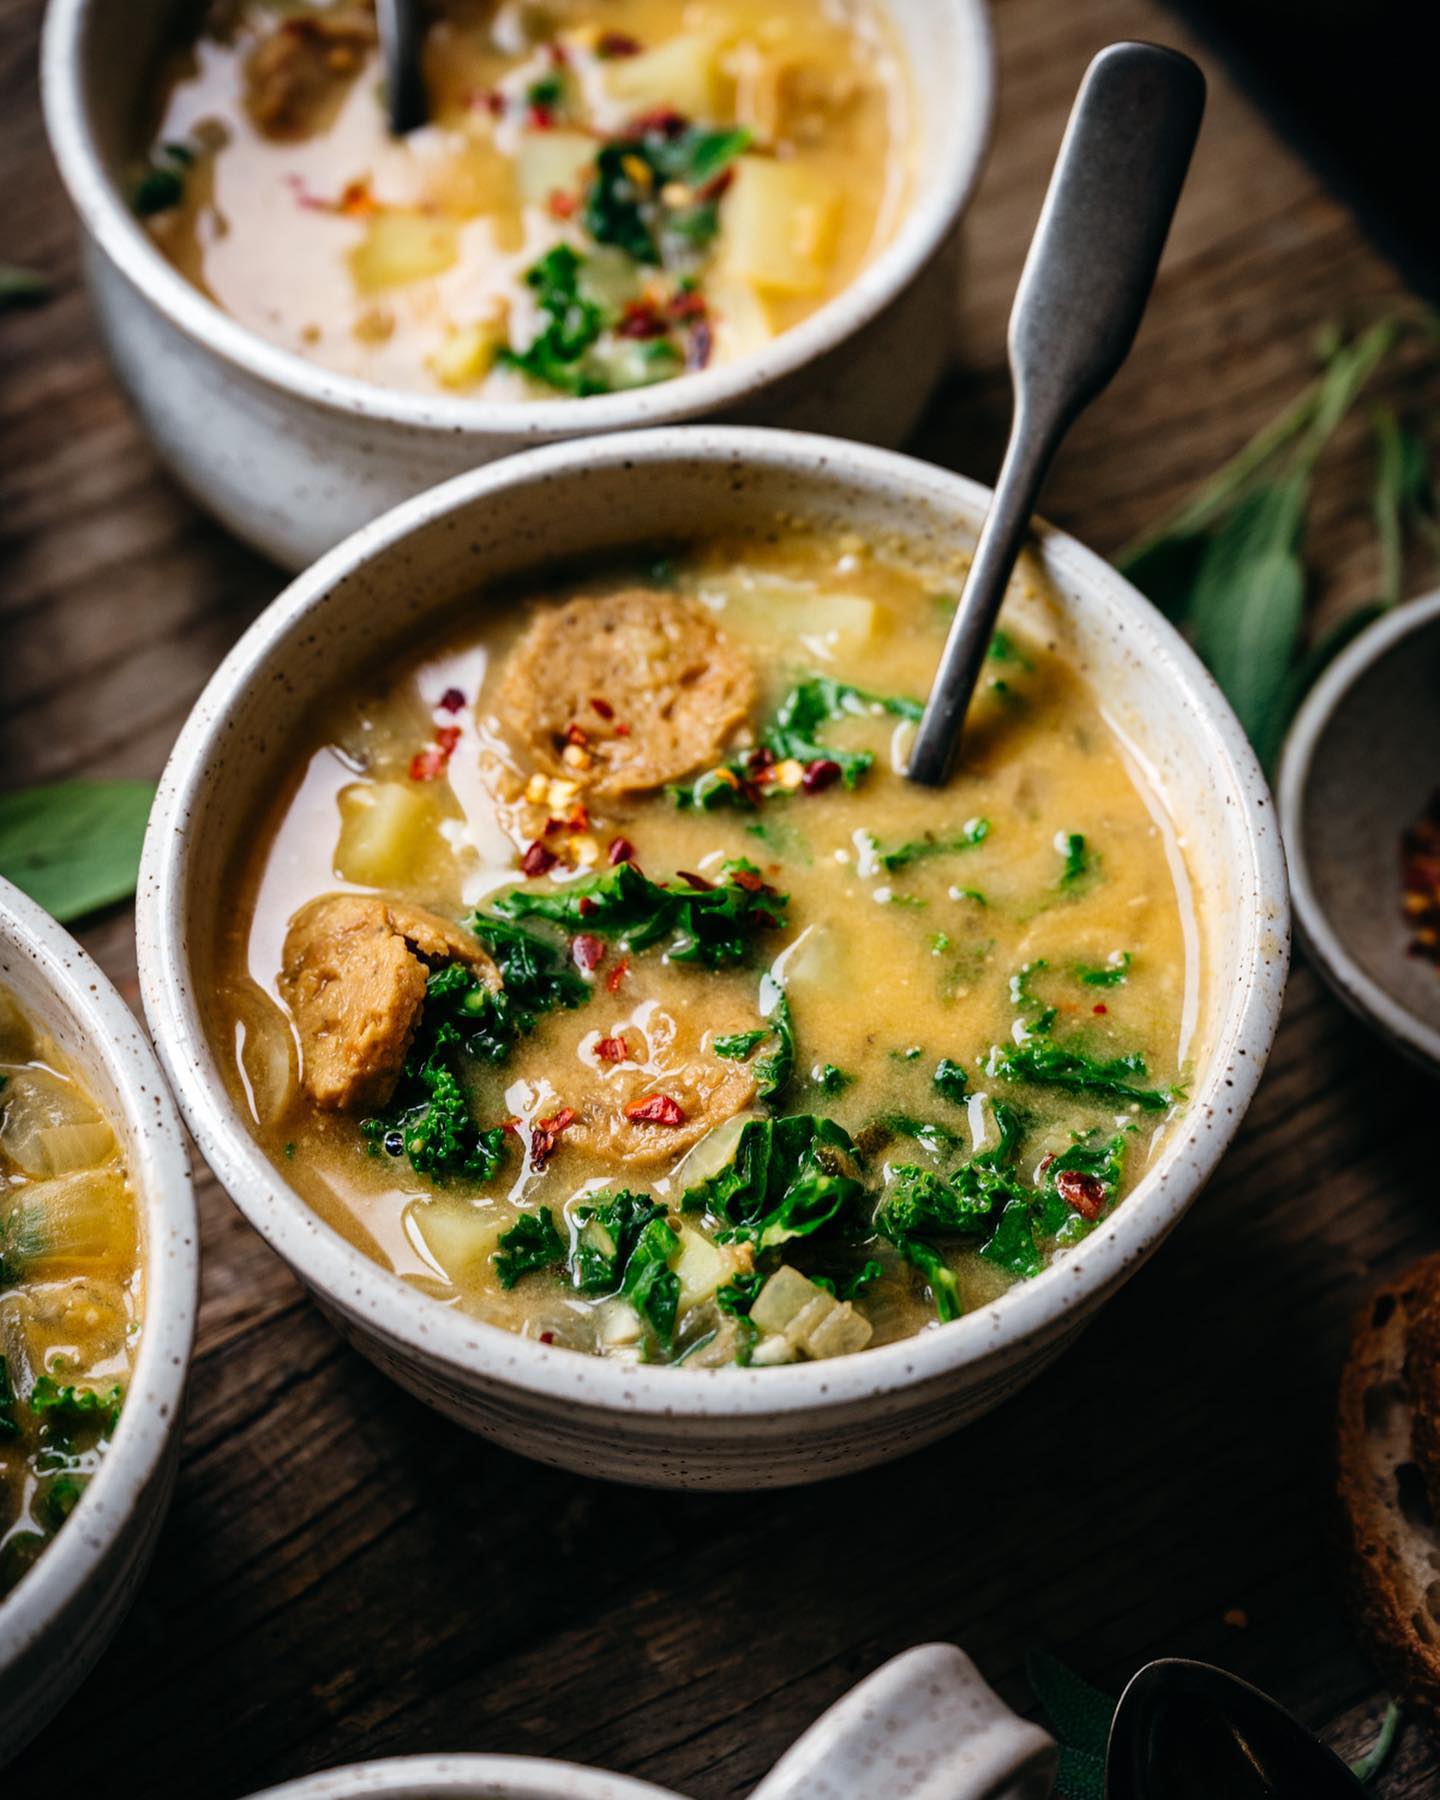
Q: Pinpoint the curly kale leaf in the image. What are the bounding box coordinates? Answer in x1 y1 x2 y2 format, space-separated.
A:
682 1114 865 1252
620 1216 681 1351
494 1208 566 1289
30 1374 123 1434
986 1039 1172 1110
571 1189 667 1293
499 245 609 396
585 123 750 268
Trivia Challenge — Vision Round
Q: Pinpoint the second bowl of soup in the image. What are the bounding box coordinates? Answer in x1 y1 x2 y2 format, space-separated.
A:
43 0 993 569
138 426 1288 1487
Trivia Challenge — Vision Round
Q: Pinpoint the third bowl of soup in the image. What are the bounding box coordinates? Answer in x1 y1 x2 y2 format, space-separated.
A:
137 426 1288 1488
43 0 993 569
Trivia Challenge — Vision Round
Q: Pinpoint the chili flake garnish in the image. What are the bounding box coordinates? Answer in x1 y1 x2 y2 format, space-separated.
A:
578 896 597 918
539 1331 556 1345
606 956 631 993
437 687 466 713
547 190 578 220
596 30 643 57
608 836 636 865
409 724 462 782
572 933 606 973
624 1093 686 1127
801 758 842 794
590 696 615 720
565 722 590 747
529 1106 577 1170
1402 791 1440 964
613 721 632 737
729 866 766 894
595 1035 630 1064
677 870 712 891
617 297 670 340
1056 1169 1107 1222
1092 1002 1108 1016
521 840 558 877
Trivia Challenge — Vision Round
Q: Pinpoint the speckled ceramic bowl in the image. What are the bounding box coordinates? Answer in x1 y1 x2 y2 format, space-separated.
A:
1278 590 1440 1077
237 1645 1057 1800
41 0 995 573
0 877 198 1766
136 426 1289 1490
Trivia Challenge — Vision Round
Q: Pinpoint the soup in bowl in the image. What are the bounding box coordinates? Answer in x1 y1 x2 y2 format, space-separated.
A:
138 428 1287 1488
0 878 196 1764
42 0 993 568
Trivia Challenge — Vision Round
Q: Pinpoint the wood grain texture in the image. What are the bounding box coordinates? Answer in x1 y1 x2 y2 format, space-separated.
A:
4 0 1440 1791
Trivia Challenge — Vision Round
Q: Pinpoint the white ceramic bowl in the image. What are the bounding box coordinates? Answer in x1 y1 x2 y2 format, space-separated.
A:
1278 590 1440 1076
236 1645 1057 1800
41 0 995 572
0 877 198 1765
136 426 1289 1490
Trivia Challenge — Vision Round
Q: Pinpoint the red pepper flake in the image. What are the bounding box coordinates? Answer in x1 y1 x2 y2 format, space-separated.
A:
577 896 596 918
547 189 578 220
590 696 615 719
539 1331 556 1345
521 840 558 877
409 724 461 782
529 1106 577 1170
624 1093 686 1127
606 956 631 993
564 722 590 748
617 298 670 340
501 1115 523 1135
548 40 571 66
437 686 466 713
1056 1169 1107 1222
677 869 712 891
613 721 631 737
746 746 776 775
608 836 636 865
629 107 689 138
1092 1002 1108 1015
596 1035 630 1064
669 288 708 324
572 933 606 972
729 866 766 893
543 816 564 836
528 103 556 130
468 88 507 116
566 803 591 833
802 758 842 794
596 30 643 57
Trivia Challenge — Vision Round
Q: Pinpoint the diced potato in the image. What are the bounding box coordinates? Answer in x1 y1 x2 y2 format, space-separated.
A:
428 312 508 390
750 1264 817 1334
673 1224 736 1311
515 129 597 206
349 211 459 293
335 780 441 888
598 1299 642 1346
35 1123 116 1177
604 33 724 120
807 1301 873 1359
706 276 778 364
719 157 841 295
784 1290 837 1350
420 143 514 219
0 1068 101 1177
13 1167 132 1275
412 1199 505 1281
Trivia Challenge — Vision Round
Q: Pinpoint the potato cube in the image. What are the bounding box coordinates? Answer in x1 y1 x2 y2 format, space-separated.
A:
604 34 723 120
428 312 508 390
673 1224 736 1311
515 130 598 206
719 158 841 295
335 781 439 888
806 1301 874 1359
413 1200 505 1282
349 211 459 293
750 1263 818 1333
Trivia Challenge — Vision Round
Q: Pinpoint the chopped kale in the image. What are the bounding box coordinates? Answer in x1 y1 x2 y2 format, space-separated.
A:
988 629 1033 669
362 996 510 1183
620 1216 681 1350
933 1058 969 1105
1075 952 1132 987
493 1208 566 1289
498 245 609 396
714 1029 767 1060
839 1258 883 1301
29 1375 123 1434
872 817 990 872
133 141 194 216
42 1475 84 1532
682 1115 866 1252
571 1189 666 1293
1008 960 1057 1038
892 1236 962 1323
986 1040 1172 1110
495 858 787 969
1057 831 1092 888
465 915 589 1036
816 1063 852 1094
979 1196 1045 1280
755 974 794 1104
585 123 750 268
715 1270 765 1316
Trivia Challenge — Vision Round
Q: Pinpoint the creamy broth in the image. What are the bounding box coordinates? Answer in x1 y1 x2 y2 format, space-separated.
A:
213 535 1198 1367
137 0 912 396
0 989 141 1595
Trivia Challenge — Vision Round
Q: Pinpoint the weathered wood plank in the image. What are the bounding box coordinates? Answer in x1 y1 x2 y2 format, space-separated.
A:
3 0 1439 1792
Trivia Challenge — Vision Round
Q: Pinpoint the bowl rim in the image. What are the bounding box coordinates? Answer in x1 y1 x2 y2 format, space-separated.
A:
1277 587 1440 1075
0 875 198 1663
40 0 996 437
137 424 1290 1425
242 1753 682 1800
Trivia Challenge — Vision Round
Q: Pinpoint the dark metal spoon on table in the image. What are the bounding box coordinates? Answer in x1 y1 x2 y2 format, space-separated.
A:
378 0 428 135
906 41 1206 788
1106 1659 1369 1797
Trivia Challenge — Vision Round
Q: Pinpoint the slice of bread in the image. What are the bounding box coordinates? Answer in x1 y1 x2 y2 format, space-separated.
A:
1337 1253 1440 1734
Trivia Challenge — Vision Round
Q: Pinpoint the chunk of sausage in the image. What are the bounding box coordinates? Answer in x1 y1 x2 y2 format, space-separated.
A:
495 589 756 802
279 894 499 1113
243 9 376 140
560 1005 758 1168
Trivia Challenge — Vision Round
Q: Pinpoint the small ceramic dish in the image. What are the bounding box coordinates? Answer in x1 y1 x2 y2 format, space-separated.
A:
237 1644 1058 1800
136 425 1289 1490
1278 590 1440 1076
0 876 198 1766
41 0 995 573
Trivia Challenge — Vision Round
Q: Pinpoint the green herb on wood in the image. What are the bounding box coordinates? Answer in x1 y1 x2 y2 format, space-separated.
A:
0 780 156 923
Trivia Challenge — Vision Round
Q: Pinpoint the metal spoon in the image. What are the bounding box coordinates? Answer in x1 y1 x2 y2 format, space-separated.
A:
1105 1659 1367 1798
377 0 428 136
906 41 1205 788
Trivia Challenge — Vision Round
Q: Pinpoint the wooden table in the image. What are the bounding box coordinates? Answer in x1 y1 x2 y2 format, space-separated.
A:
4 0 1438 1791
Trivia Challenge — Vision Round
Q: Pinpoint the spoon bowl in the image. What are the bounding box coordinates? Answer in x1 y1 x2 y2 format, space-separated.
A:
1106 1660 1365 1799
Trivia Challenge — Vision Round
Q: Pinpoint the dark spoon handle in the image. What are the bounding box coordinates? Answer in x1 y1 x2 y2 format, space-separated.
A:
906 41 1205 787
377 0 428 136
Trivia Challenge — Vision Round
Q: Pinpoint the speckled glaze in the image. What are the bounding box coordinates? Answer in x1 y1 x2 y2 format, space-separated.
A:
1278 590 1440 1077
41 0 995 573
136 427 1290 1491
239 1645 1057 1800
0 878 198 1767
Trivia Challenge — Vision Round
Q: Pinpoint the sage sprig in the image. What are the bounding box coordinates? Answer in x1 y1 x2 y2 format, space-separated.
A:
0 781 156 923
